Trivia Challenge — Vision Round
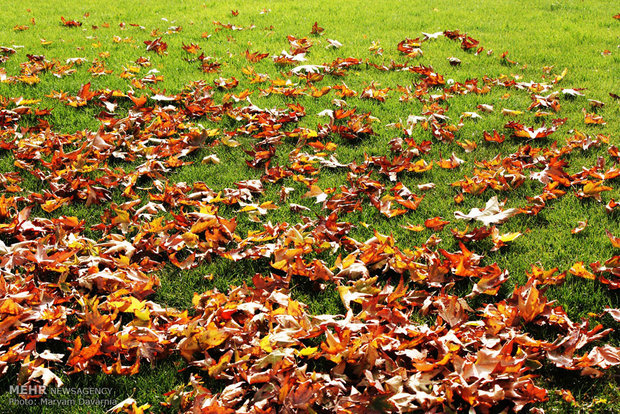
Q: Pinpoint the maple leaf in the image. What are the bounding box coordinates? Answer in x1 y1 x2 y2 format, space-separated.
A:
273 50 307 65
144 38 168 54
182 43 201 54
517 281 546 322
604 308 620 322
583 108 606 125
435 294 472 326
310 22 324 35
491 227 521 251
213 77 238 90
505 121 557 140
326 38 343 49
606 230 620 248
290 64 326 75
397 38 423 57
425 216 450 231
41 196 71 213
529 157 572 187
454 196 519 225
108 398 151 414
60 16 82 27
502 108 523 116
244 50 269 62
402 223 425 232
571 220 588 234
589 99 605 108
201 154 220 164
451 225 492 242
527 265 566 285
360 82 389 102
456 139 477 152
561 87 585 97
28 366 64 388
569 261 596 280
585 345 620 369
477 104 494 113
483 130 505 143
437 153 464 169
575 180 612 202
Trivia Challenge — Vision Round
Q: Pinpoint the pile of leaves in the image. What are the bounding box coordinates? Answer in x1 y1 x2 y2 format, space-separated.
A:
0 13 619 414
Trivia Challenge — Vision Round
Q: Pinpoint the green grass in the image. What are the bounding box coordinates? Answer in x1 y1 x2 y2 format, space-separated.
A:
0 0 618 412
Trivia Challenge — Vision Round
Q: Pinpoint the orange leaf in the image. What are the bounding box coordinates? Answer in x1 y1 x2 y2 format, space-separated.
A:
425 216 450 231
517 283 546 322
41 197 71 213
606 230 620 248
569 261 596 280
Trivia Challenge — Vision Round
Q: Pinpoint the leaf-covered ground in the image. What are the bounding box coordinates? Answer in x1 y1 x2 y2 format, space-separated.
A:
0 1 619 413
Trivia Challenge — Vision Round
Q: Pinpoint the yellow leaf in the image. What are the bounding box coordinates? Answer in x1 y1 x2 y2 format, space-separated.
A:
554 68 568 83
502 108 523 116
498 232 521 243
182 231 199 248
199 323 229 348
41 197 71 213
342 253 357 269
221 135 240 147
208 352 232 377
134 307 150 321
298 347 318 357
402 223 425 232
260 335 273 353
569 262 596 280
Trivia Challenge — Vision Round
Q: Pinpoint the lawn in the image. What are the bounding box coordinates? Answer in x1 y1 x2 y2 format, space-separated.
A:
0 0 618 412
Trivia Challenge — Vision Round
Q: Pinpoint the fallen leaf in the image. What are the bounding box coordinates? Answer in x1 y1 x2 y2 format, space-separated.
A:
454 196 519 225
571 220 588 234
569 262 596 280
